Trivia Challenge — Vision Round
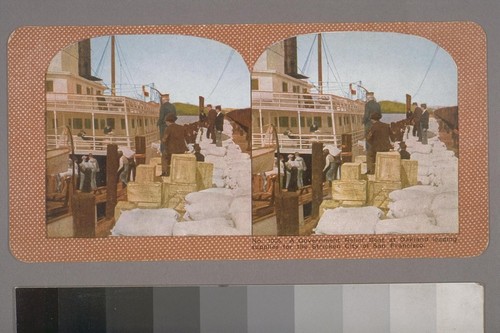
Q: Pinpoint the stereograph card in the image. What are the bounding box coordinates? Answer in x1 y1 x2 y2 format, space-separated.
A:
7 22 488 262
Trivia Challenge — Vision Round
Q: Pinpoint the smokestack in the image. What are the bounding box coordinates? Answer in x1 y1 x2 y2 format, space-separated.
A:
284 37 298 77
78 39 92 80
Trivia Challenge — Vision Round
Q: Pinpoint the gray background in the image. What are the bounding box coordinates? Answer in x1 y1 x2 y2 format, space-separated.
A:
1 0 498 331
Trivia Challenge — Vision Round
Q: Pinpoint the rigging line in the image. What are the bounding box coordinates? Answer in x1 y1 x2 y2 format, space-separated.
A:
413 45 440 99
95 37 111 78
300 34 317 75
322 38 347 97
115 38 139 97
207 49 235 99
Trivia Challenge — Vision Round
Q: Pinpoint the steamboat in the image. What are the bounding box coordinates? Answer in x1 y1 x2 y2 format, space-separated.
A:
251 35 369 235
45 37 162 228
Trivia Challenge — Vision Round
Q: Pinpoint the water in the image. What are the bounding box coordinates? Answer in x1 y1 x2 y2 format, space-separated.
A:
381 113 406 123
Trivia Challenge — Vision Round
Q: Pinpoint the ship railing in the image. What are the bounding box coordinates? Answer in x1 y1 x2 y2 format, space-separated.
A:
46 93 158 116
252 129 365 153
46 131 160 156
252 91 363 113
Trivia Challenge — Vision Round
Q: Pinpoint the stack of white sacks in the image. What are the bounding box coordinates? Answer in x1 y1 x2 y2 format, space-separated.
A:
315 117 459 235
112 118 252 236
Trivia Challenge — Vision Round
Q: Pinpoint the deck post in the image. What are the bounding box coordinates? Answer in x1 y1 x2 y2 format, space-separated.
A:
72 192 96 237
135 136 146 166
105 144 119 219
311 141 324 219
276 192 299 236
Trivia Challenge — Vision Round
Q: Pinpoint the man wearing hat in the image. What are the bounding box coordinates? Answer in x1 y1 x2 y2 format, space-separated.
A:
214 105 224 147
161 113 187 176
419 103 429 144
158 94 177 152
363 92 382 150
366 112 394 174
412 102 423 139
206 104 217 142
398 141 411 160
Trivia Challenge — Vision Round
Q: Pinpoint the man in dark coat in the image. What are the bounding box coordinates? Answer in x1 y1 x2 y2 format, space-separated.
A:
206 104 217 142
363 92 381 150
419 103 430 144
158 94 177 152
214 105 224 147
161 113 187 176
412 102 423 138
366 112 394 174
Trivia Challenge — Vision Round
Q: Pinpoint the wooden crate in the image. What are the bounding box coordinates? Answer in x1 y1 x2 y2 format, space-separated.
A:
162 181 198 210
126 182 163 204
355 155 367 163
341 162 362 180
332 180 367 202
135 164 157 183
368 180 402 209
170 154 197 184
401 159 418 188
375 152 401 182
196 162 214 190
149 157 162 166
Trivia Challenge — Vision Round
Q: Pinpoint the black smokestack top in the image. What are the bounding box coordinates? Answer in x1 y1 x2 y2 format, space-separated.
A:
78 39 101 82
284 37 308 80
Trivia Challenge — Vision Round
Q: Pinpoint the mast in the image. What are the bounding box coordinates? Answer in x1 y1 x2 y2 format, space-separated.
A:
317 33 323 94
111 35 116 96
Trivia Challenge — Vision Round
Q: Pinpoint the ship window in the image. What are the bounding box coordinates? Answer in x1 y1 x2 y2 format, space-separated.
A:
121 119 126 129
292 85 300 93
327 116 332 127
273 117 278 126
313 116 322 127
339 117 343 126
300 117 306 127
290 117 297 127
145 119 149 126
45 80 54 92
94 119 99 129
86 87 91 95
106 118 115 129
73 118 83 129
139 119 142 127
76 84 82 94
279 117 289 128
251 78 259 90
132 119 136 128
84 119 91 129
100 119 106 129
306 118 312 127
282 82 288 92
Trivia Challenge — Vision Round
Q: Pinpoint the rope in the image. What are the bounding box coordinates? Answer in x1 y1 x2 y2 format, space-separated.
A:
413 45 440 99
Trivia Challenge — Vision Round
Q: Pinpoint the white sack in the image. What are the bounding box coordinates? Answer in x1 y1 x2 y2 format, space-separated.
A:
314 207 384 235
375 214 439 234
111 208 179 236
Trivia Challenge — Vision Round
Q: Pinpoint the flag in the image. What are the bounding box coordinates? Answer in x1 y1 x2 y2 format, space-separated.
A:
142 85 150 97
349 83 356 96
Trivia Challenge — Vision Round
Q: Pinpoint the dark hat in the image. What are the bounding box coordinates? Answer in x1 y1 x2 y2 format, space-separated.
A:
206 104 212 108
366 91 374 96
412 102 418 105
161 93 170 98
370 112 382 120
399 141 407 149
215 105 221 110
421 103 427 108
165 113 177 122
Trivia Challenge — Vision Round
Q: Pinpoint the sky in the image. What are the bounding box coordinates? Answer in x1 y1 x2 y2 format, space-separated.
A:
296 32 457 107
90 35 251 109
89 32 457 109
